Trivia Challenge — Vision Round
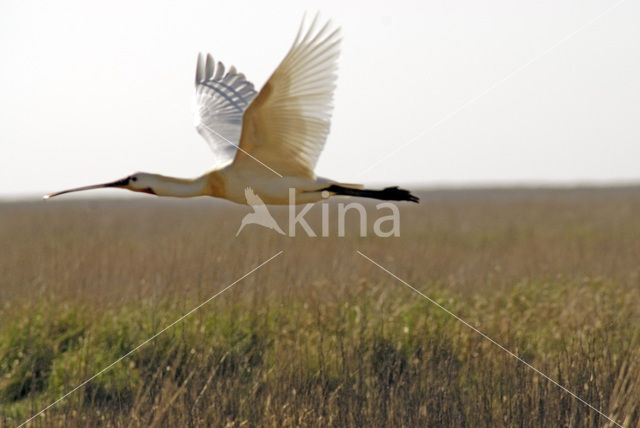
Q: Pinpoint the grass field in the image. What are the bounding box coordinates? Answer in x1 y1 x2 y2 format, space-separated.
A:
1 187 640 427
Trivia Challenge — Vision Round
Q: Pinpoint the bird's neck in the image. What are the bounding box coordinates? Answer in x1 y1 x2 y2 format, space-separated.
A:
148 174 211 198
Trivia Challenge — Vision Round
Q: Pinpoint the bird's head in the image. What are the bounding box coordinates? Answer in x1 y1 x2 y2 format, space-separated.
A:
43 172 157 199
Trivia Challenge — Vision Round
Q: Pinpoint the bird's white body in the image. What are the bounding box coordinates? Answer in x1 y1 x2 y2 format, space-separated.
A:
219 166 331 205
44 15 418 205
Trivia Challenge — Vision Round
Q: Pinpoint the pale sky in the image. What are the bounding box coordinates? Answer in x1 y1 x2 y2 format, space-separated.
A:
1 0 638 197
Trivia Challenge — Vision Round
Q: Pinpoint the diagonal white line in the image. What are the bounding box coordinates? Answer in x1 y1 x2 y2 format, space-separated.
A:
358 0 628 178
199 122 283 178
356 250 623 428
17 250 284 428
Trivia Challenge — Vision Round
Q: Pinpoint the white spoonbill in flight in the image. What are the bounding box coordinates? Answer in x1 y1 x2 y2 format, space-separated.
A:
44 16 419 205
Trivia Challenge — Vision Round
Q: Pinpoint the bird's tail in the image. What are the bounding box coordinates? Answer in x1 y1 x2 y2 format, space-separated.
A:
322 184 419 203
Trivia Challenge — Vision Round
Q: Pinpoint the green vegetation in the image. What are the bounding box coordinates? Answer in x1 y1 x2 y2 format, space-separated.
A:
1 188 639 426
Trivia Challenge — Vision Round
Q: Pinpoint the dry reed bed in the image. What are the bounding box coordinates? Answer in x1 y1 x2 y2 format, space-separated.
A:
1 187 639 426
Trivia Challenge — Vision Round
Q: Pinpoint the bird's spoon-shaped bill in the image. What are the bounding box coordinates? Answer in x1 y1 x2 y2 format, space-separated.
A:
43 177 130 199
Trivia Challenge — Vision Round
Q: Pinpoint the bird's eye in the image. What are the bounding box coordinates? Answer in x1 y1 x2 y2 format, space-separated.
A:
131 176 138 182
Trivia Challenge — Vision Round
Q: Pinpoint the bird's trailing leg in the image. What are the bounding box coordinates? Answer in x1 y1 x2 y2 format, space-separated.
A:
321 185 419 203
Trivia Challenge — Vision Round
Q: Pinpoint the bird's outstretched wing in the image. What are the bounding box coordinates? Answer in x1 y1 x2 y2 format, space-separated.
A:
234 15 341 178
195 53 257 166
